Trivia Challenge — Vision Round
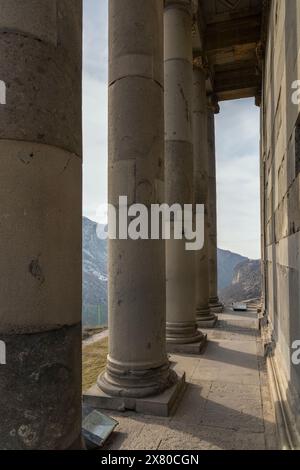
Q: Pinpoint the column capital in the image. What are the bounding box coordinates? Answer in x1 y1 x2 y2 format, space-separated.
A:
207 93 220 114
192 0 199 15
256 42 264 69
164 0 192 14
193 51 210 79
255 90 262 107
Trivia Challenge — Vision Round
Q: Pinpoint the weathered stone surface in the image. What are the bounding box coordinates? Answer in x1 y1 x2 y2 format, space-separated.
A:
165 141 193 204
109 0 163 86
0 324 81 450
100 0 178 400
0 33 82 156
207 109 222 311
107 237 168 374
164 60 193 142
193 83 217 326
0 0 81 60
0 0 58 45
164 0 202 345
0 1 82 450
166 235 199 339
0 141 82 330
262 0 300 446
108 77 164 206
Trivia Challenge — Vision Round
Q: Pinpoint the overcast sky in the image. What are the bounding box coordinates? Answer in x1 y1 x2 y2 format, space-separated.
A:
83 0 261 260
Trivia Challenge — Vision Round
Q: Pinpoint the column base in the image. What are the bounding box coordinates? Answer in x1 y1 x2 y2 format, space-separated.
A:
67 434 86 450
166 321 203 345
209 297 224 313
166 331 207 355
83 365 185 417
97 358 174 399
196 309 218 328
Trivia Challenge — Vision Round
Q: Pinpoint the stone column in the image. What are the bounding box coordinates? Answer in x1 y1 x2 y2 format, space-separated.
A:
84 0 184 416
193 62 218 328
0 1 82 449
164 0 206 351
207 97 223 313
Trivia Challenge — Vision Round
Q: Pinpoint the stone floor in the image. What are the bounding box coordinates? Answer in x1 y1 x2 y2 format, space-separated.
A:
94 305 278 450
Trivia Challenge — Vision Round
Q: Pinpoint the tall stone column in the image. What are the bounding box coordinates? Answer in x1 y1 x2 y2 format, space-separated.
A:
207 97 223 313
84 0 184 416
193 62 218 328
164 0 206 351
0 1 82 449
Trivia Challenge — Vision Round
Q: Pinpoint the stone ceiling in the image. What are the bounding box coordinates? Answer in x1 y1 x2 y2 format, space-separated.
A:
197 0 267 102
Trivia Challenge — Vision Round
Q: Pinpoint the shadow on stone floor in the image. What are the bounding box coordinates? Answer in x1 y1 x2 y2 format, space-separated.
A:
84 304 277 450
99 381 275 450
192 341 260 370
214 322 259 336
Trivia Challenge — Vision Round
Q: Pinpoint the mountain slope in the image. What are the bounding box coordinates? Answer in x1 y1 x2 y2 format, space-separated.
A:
82 217 261 324
217 248 248 290
82 217 108 326
219 259 262 304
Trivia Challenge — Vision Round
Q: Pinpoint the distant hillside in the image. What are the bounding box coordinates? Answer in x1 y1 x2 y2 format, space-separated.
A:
82 217 261 324
219 259 262 304
217 248 248 291
82 217 107 326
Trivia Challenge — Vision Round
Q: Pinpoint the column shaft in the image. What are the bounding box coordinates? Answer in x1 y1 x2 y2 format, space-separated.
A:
164 0 203 344
193 67 217 327
98 0 175 398
207 107 223 312
0 1 82 449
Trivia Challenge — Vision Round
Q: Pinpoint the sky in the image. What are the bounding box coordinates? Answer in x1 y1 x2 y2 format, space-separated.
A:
83 0 261 260
215 100 260 259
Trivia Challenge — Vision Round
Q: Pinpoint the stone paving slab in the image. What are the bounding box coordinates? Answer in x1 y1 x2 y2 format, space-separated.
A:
201 381 264 433
158 423 266 450
170 382 211 425
191 339 260 385
105 420 267 451
96 305 277 450
203 327 258 342
217 307 260 329
168 355 200 381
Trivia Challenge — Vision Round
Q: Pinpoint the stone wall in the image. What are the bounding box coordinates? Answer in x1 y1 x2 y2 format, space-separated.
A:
262 0 300 443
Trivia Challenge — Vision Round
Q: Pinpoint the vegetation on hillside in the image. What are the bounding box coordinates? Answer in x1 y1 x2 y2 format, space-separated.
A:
82 338 108 392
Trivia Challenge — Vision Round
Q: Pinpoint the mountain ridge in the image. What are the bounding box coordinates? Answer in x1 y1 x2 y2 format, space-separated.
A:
82 216 261 325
